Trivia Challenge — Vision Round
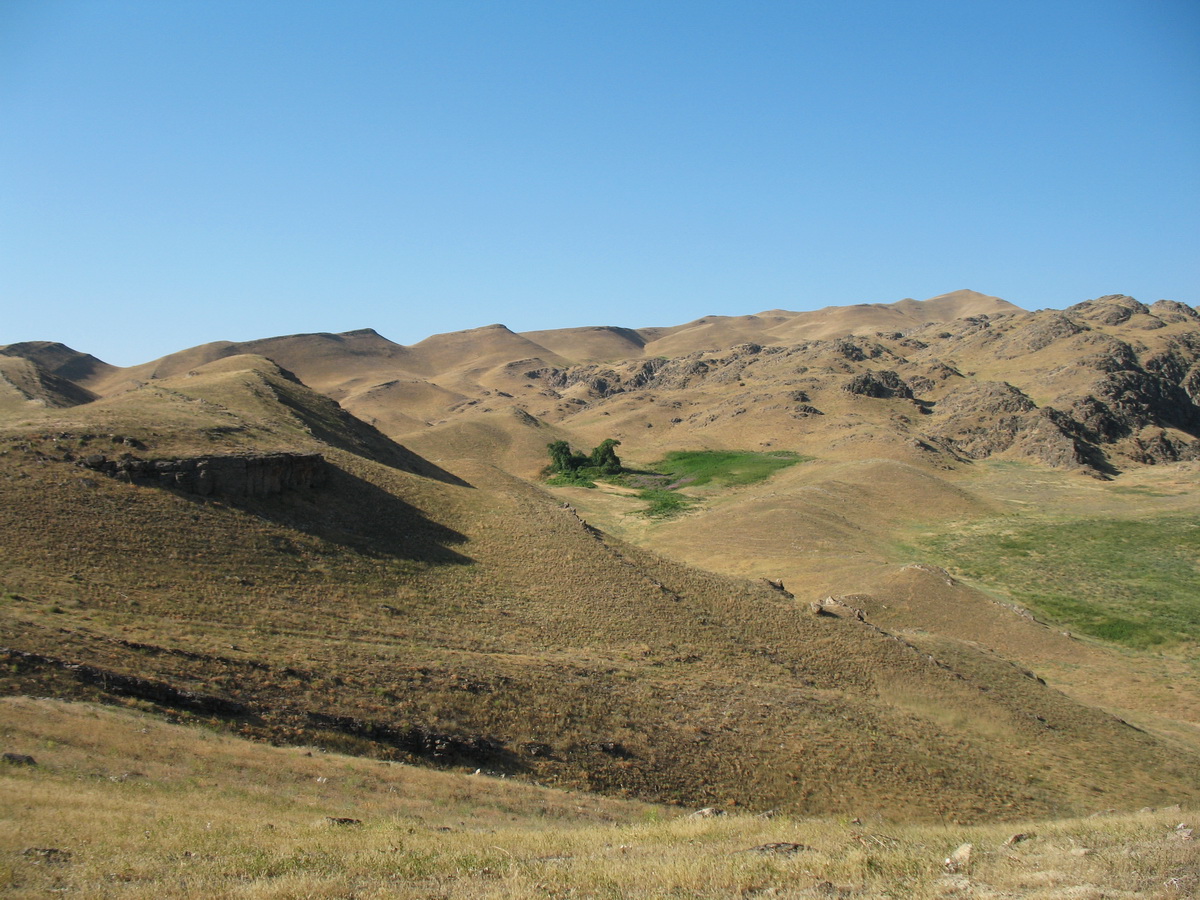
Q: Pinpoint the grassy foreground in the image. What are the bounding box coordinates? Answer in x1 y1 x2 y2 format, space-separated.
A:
2 697 1196 899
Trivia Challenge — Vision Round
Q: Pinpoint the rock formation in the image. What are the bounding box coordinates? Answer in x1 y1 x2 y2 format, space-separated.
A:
79 452 328 498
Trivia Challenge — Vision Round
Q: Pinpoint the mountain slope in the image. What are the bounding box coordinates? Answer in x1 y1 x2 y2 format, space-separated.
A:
5 290 1200 822
51 290 1036 472
0 355 98 411
2 353 1197 820
0 339 117 385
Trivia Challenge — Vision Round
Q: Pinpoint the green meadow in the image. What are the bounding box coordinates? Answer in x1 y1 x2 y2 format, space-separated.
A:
907 515 1200 649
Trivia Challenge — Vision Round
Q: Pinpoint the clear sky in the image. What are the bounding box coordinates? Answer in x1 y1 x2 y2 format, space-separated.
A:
2 0 1197 366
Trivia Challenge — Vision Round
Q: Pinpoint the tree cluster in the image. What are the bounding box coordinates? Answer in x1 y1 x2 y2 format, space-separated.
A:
546 438 623 477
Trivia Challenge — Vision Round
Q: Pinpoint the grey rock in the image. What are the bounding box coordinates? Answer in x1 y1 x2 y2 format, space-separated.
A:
79 452 327 498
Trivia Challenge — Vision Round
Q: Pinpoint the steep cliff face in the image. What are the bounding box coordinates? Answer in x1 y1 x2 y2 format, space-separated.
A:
79 452 328 497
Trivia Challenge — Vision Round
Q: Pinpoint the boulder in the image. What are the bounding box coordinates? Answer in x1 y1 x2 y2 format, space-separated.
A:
943 842 972 873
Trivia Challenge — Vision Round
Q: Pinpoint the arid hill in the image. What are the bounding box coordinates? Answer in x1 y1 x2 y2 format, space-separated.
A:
3 290 1200 823
8 290 1195 477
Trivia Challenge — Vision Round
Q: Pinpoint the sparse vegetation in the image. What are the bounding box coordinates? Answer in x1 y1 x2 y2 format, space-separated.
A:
906 515 1200 648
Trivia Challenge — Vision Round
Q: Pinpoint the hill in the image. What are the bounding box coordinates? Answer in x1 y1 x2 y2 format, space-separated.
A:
4 696 1195 899
3 291 1200 830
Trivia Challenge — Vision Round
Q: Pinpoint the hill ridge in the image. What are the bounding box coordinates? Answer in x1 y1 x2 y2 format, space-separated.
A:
4 290 1200 823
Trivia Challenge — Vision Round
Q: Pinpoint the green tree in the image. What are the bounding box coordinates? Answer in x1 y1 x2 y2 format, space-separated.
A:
546 439 623 477
590 438 623 475
547 440 577 474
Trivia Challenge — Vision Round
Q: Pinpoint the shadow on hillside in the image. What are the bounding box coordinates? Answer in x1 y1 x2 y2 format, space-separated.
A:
388 444 475 488
235 464 473 565
269 374 474 488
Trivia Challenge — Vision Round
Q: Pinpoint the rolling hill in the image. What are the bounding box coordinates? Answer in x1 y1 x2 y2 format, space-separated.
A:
3 290 1200 830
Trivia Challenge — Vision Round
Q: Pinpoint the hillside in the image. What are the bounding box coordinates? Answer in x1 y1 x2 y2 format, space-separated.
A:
3 291 1200 828
3 696 1195 899
17 289 1191 479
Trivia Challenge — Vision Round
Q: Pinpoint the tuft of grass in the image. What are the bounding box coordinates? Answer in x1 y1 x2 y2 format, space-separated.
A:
906 515 1200 649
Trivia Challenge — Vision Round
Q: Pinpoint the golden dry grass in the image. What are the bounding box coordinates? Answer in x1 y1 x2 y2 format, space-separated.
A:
4 297 1200 895
2 355 1199 826
2 698 1196 900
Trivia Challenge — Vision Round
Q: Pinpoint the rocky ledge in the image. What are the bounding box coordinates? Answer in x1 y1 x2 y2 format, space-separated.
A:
79 451 328 498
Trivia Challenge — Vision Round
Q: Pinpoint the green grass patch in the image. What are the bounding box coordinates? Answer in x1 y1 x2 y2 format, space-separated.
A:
636 488 695 518
652 450 808 489
626 450 808 518
904 516 1200 649
547 449 809 518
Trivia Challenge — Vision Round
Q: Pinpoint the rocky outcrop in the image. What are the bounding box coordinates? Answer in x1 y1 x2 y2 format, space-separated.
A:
522 357 670 397
1073 370 1200 441
79 452 327 497
1125 430 1200 465
1006 312 1086 353
931 382 1095 468
515 298 1200 473
843 370 913 400
831 338 884 361
1068 294 1154 327
938 382 1037 419
1009 408 1100 470
1149 300 1200 324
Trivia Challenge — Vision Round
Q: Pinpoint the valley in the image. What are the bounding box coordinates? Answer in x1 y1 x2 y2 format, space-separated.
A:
3 289 1199 896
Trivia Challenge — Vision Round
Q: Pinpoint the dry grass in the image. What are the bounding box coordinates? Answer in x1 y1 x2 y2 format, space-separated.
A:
2 352 1200 848
6 300 1200 894
2 698 1197 899
1 362 1199 824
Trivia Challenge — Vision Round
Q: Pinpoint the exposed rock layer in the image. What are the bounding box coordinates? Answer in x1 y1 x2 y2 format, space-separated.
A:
79 452 328 497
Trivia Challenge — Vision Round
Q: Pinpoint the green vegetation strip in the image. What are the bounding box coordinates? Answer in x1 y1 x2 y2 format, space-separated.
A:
635 451 808 518
546 447 809 517
906 516 1200 649
653 450 808 488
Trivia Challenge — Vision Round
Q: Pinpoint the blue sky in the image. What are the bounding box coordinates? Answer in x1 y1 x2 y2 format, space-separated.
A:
2 0 1197 366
